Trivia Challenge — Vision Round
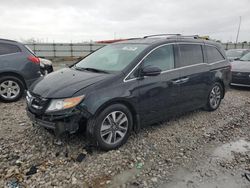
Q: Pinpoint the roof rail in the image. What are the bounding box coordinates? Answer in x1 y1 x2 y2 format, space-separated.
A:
168 35 210 40
176 35 199 39
126 37 143 40
143 34 181 38
0 38 18 43
143 34 209 40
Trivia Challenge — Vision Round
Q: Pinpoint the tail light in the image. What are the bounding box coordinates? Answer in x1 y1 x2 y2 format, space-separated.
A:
28 56 40 64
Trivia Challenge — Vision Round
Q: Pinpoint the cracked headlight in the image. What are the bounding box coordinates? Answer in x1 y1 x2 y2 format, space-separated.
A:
46 96 84 112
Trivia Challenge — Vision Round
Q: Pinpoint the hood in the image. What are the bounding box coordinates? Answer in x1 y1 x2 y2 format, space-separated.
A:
30 68 111 98
231 61 250 72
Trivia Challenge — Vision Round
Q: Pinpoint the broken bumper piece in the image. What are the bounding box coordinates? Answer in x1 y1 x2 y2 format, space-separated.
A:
26 109 90 135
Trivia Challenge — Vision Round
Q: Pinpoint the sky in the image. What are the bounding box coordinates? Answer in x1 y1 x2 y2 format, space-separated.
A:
0 0 249 43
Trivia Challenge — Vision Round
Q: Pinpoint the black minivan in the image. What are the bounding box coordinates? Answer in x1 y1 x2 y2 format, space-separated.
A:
26 35 231 150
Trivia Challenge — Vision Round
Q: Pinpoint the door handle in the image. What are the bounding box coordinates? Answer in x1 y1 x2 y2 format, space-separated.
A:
171 77 189 85
181 77 189 83
172 79 182 84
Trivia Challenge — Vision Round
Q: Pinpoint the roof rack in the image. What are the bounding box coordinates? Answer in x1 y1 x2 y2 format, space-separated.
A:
180 35 199 38
143 34 209 40
143 34 181 38
0 38 18 43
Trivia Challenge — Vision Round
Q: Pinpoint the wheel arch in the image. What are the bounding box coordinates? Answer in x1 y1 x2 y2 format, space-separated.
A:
214 79 225 98
0 71 27 89
93 98 139 132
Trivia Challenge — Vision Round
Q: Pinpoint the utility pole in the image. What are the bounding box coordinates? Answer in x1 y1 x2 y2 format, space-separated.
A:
235 16 241 44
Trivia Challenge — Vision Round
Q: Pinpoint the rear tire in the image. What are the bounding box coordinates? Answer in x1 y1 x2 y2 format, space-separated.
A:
86 104 133 151
205 82 223 111
0 76 25 102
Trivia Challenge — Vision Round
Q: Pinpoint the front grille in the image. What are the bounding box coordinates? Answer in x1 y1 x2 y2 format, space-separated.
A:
231 72 250 85
232 72 250 78
26 91 50 115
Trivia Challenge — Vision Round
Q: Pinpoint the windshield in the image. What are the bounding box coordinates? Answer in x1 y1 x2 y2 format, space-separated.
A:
75 44 147 72
226 49 244 58
240 52 250 61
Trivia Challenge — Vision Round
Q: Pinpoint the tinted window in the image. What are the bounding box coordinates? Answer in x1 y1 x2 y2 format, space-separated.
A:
0 43 21 55
143 45 174 71
179 44 204 67
206 46 225 63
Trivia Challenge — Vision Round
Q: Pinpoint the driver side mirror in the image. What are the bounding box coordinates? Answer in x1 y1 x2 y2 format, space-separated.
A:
141 66 162 76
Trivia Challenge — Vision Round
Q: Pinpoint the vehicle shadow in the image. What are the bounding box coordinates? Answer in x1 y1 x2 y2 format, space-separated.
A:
230 85 250 91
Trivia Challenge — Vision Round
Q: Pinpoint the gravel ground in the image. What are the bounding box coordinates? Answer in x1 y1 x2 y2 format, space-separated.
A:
0 87 250 188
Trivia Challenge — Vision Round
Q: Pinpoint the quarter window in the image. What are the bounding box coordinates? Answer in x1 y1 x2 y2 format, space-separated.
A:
179 44 204 67
142 45 175 71
206 46 225 63
0 43 21 55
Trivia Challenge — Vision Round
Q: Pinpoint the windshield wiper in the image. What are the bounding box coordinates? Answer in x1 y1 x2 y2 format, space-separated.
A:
74 66 109 74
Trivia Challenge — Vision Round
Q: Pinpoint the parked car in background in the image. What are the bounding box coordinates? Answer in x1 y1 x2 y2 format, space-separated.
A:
39 57 54 75
26 34 231 150
231 52 250 87
0 39 41 102
226 49 250 61
24 45 54 75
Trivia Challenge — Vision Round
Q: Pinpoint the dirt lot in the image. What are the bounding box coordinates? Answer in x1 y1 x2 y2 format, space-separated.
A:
0 87 250 188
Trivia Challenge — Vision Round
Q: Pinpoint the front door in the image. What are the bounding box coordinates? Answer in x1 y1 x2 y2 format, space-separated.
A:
137 44 181 125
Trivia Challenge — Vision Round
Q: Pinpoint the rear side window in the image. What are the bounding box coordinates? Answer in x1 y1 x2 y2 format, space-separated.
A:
25 45 35 55
206 45 225 63
179 44 204 67
0 43 21 55
143 45 175 71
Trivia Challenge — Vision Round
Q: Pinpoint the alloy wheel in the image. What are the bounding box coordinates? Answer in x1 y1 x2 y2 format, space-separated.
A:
100 111 128 145
0 80 20 99
209 85 221 109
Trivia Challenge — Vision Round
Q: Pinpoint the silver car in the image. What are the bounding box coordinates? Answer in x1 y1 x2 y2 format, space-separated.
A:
231 52 250 87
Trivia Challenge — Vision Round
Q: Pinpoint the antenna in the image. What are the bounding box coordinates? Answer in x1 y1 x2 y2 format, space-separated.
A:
235 16 241 43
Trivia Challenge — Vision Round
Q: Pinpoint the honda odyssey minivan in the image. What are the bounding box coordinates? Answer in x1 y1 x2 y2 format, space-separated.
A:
26 34 231 150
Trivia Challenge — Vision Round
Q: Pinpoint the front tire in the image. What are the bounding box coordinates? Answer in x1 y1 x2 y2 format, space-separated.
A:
0 76 25 102
206 82 223 111
87 104 133 151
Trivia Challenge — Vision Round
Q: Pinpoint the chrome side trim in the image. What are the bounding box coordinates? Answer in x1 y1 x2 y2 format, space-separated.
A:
0 52 22 57
124 62 207 83
160 63 206 74
230 83 250 87
209 60 225 65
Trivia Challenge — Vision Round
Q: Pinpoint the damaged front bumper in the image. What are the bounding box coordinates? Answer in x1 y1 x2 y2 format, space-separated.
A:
26 108 91 136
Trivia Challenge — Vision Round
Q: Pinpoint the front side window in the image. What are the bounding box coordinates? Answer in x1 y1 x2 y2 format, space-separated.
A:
0 43 21 55
206 45 225 63
142 45 175 71
179 44 204 67
75 44 147 72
